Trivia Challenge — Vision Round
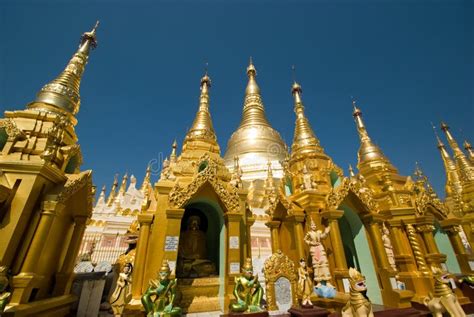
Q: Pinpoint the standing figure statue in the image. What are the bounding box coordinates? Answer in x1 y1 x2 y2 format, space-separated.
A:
141 260 182 317
304 218 332 287
230 258 265 313
0 266 11 313
381 223 397 271
297 258 313 307
110 262 133 316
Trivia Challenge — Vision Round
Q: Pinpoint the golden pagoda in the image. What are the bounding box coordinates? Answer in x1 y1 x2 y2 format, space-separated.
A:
1 24 473 317
0 23 98 315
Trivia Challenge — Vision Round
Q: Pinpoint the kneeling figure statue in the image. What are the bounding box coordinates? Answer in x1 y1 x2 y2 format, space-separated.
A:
141 260 182 317
230 258 265 313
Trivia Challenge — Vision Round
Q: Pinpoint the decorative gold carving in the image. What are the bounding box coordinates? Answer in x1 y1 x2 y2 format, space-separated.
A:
327 177 379 212
263 250 298 311
58 171 93 212
0 118 26 142
416 224 435 233
168 154 240 213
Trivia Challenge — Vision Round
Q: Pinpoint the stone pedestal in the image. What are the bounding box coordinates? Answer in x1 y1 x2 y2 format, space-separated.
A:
288 305 331 316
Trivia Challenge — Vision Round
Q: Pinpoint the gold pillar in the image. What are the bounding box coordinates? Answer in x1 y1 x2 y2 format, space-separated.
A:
132 213 153 297
440 220 474 274
288 214 305 260
417 225 439 253
52 215 88 296
389 221 418 272
320 210 346 270
224 213 243 313
22 201 60 273
246 215 255 260
265 220 281 252
164 208 185 277
320 209 347 292
362 215 391 270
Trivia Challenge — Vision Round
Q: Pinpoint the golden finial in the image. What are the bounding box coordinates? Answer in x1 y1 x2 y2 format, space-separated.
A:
183 71 218 149
170 139 178 162
440 121 473 182
140 164 151 193
351 98 387 164
245 57 259 95
431 123 463 198
118 172 128 195
348 164 355 178
290 79 321 156
106 174 119 206
30 21 99 117
464 140 474 164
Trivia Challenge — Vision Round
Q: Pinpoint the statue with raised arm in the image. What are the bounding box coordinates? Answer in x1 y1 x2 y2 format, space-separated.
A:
304 218 333 288
230 258 265 313
141 260 182 317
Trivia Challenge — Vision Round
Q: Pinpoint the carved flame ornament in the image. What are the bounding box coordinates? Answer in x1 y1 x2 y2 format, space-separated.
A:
168 155 240 213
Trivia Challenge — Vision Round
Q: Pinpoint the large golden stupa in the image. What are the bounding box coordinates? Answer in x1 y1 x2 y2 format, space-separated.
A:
0 24 473 317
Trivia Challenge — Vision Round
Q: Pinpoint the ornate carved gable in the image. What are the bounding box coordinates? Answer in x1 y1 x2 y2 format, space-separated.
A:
168 154 241 213
57 170 94 212
326 176 379 213
413 182 448 218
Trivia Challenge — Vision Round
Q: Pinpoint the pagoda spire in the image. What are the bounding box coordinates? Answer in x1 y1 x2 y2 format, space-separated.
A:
463 140 474 165
140 164 151 194
118 172 128 195
290 81 322 157
239 58 271 128
265 161 276 191
432 125 463 197
348 164 356 178
106 174 118 206
440 122 473 182
170 139 178 163
29 21 99 117
184 72 218 145
96 185 106 207
352 100 388 165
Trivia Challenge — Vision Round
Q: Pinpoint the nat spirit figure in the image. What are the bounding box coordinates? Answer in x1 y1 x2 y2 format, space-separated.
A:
230 258 265 313
141 260 182 317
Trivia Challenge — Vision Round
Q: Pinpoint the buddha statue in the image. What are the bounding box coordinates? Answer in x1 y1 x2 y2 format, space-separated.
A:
177 215 216 277
230 258 265 313
141 260 182 317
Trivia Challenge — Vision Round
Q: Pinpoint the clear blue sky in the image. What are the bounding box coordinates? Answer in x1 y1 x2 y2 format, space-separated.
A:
1 0 472 198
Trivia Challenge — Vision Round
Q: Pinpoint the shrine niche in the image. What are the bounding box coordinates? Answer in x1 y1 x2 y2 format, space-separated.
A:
263 250 298 311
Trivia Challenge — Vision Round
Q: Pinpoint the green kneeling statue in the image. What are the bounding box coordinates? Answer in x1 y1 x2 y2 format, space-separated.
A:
141 260 182 317
230 258 265 313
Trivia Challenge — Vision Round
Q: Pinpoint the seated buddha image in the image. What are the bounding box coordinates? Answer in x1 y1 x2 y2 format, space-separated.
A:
177 215 216 278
